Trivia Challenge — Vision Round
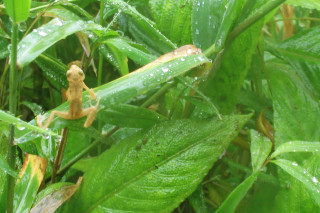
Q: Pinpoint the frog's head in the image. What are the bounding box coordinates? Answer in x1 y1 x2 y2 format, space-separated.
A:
66 65 85 82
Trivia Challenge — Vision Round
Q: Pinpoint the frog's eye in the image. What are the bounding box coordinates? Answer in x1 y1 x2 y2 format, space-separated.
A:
66 72 71 77
78 71 84 76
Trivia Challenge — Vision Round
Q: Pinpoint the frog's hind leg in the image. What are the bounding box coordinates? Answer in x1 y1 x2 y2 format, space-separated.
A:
81 98 100 128
37 110 72 129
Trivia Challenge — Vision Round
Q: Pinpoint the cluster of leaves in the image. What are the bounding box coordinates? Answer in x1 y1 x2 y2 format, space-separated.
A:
0 0 320 212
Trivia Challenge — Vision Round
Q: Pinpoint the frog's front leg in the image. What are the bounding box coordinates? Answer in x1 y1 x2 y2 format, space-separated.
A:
83 82 96 100
37 110 73 129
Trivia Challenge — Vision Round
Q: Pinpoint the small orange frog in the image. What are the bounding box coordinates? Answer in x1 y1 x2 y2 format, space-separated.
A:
37 65 99 129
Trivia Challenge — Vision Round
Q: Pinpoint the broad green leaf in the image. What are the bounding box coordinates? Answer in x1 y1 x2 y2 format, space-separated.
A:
17 18 103 66
61 114 251 212
268 62 320 211
35 54 69 89
286 0 320 10
268 62 320 145
216 172 258 213
271 141 320 159
16 45 208 142
0 156 18 178
191 0 226 51
30 179 81 213
149 0 192 46
60 130 92 170
250 130 272 172
98 104 167 128
272 159 320 206
14 154 47 213
103 0 176 55
3 0 31 23
202 19 263 114
0 110 58 138
103 37 157 65
267 25 320 99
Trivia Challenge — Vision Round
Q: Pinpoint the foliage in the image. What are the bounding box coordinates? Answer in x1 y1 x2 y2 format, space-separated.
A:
0 0 319 212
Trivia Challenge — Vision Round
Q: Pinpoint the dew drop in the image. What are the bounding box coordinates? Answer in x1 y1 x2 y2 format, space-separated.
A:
38 31 47 36
195 29 200 35
292 162 298 166
162 67 169 73
312 176 319 184
18 22 27 32
55 19 63 26
180 57 185 61
18 126 25 131
198 56 204 61
187 48 193 55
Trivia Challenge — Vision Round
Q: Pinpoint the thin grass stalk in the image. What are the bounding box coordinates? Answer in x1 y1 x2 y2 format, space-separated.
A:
7 21 18 213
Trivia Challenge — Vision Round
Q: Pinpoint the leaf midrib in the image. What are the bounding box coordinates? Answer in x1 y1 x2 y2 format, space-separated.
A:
85 130 219 212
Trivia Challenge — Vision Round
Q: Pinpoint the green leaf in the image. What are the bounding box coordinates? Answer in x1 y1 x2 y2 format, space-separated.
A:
0 156 18 178
191 0 226 50
103 37 157 65
202 19 263 114
267 25 320 99
286 0 320 10
272 159 320 206
250 130 272 172
3 0 31 23
14 154 47 213
268 61 320 211
149 0 192 46
214 0 245 51
21 101 44 116
99 43 129 76
61 114 251 212
0 110 58 138
17 18 103 66
268 62 320 145
103 0 176 55
216 173 258 213
271 141 320 159
35 54 69 89
98 104 167 128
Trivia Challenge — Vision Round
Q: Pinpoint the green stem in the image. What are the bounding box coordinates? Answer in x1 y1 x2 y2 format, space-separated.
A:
56 126 119 176
98 0 105 86
7 21 19 213
176 76 222 120
204 0 285 77
226 0 286 44
140 82 176 108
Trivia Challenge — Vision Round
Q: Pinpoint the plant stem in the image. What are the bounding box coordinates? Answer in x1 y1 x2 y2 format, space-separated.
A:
227 0 286 44
205 0 285 78
98 0 104 87
56 126 119 176
7 21 19 213
140 82 176 108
